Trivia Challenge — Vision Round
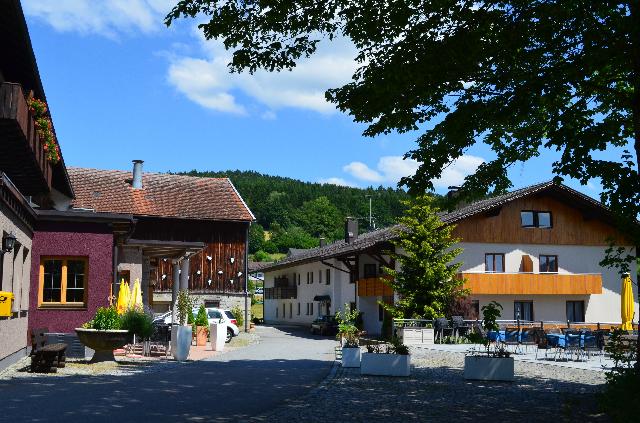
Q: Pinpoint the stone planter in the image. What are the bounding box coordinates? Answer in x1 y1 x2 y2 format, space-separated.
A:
399 327 434 345
341 346 361 368
210 322 226 351
361 353 411 376
195 326 208 346
74 328 132 363
464 356 514 381
173 325 193 361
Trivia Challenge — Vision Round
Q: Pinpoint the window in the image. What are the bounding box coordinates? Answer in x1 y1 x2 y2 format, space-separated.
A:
326 269 330 285
276 306 279 318
521 210 552 228
282 303 285 318
364 263 377 278
39 257 87 306
310 302 314 315
470 300 480 320
378 304 384 321
297 302 300 315
514 301 534 321
306 303 309 315
539 255 558 273
289 303 292 318
297 274 300 285
566 301 585 323
306 272 309 284
485 253 505 273
311 271 314 284
318 270 322 284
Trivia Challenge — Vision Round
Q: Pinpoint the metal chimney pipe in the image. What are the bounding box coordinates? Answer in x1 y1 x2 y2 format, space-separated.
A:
132 160 144 189
344 217 358 244
319 237 326 247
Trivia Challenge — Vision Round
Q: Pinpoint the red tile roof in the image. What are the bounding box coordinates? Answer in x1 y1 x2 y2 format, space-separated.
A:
68 167 254 222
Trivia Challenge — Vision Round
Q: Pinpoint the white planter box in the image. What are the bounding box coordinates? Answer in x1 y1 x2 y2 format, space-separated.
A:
341 347 361 368
361 353 411 377
399 328 434 345
210 323 227 352
464 356 514 381
172 325 192 362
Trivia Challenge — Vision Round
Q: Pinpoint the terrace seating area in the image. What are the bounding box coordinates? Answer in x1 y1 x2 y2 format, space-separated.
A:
398 318 638 370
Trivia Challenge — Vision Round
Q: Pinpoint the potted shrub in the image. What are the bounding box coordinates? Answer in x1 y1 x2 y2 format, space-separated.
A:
194 305 209 346
361 338 411 377
172 290 194 361
336 304 361 368
464 301 514 381
120 308 154 355
75 306 132 362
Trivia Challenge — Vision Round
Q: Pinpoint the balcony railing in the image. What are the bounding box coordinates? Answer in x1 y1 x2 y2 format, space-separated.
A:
264 286 297 300
460 272 603 295
0 82 52 195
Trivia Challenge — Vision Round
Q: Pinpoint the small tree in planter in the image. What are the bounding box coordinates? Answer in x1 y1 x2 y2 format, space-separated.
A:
464 301 514 381
194 305 209 346
336 304 362 368
173 290 194 361
362 337 411 377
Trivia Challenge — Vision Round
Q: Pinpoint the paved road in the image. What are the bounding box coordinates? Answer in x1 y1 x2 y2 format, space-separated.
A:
0 326 336 422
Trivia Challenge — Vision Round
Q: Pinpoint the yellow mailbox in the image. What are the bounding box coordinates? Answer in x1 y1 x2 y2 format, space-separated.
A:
0 291 14 317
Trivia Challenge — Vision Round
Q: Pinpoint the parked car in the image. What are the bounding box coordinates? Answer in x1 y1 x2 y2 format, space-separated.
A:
153 308 239 343
310 315 338 336
255 287 264 294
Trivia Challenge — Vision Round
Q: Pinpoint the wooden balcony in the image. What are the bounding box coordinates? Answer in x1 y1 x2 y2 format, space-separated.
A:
357 276 393 297
0 82 52 195
461 272 603 295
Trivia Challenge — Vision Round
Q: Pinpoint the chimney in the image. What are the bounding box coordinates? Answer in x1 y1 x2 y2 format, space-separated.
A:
344 217 358 244
319 237 326 247
132 160 144 189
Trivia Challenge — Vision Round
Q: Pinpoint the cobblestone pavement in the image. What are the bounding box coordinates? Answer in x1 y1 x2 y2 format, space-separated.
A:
263 349 607 422
0 326 335 422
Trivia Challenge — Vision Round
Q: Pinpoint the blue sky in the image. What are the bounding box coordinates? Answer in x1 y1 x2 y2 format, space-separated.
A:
22 0 621 197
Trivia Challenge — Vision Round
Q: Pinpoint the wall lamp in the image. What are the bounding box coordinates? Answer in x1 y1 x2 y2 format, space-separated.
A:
2 233 16 254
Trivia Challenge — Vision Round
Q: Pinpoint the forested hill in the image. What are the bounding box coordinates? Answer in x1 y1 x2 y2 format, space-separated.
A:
179 170 409 254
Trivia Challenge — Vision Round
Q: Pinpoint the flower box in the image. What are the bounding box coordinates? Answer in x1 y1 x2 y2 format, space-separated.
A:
361 353 411 376
399 327 434 345
341 347 361 368
463 356 514 381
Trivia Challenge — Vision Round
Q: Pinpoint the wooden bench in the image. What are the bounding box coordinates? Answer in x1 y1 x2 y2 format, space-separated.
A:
30 328 68 373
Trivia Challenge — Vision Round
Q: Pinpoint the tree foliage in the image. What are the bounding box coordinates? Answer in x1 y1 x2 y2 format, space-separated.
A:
382 196 466 320
167 1 640 264
180 170 410 252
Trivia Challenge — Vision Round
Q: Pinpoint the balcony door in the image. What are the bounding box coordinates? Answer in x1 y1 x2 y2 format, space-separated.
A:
514 301 534 321
566 301 585 323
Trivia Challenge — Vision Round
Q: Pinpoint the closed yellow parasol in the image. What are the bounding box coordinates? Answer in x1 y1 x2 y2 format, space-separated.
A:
621 274 634 331
116 279 130 315
129 278 143 311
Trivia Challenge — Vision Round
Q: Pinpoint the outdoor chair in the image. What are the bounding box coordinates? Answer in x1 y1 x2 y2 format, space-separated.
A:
30 328 67 373
451 316 470 339
519 328 537 352
564 330 582 361
434 318 453 342
504 327 522 354
582 331 602 361
535 330 554 360
150 323 171 357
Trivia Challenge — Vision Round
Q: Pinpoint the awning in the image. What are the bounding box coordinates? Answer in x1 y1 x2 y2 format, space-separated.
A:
313 295 331 302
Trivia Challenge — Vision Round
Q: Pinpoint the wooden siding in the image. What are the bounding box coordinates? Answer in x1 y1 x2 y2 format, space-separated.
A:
145 219 248 294
0 82 52 195
462 272 603 295
358 277 394 297
452 194 625 246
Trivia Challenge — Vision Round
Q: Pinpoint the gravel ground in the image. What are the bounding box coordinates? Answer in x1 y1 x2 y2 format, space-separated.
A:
264 348 608 422
0 331 259 380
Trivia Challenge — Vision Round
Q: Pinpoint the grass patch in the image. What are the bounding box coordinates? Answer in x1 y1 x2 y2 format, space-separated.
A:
251 303 263 319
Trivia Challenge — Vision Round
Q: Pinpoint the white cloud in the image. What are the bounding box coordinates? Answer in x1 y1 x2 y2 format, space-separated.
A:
343 162 384 183
318 177 356 187
342 154 484 188
23 0 173 38
166 30 359 115
432 154 485 189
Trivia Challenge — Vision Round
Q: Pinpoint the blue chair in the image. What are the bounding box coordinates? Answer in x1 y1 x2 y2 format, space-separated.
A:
582 331 602 361
504 327 522 354
564 331 582 361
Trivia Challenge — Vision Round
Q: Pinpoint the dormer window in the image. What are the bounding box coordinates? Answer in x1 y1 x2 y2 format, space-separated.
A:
520 211 552 228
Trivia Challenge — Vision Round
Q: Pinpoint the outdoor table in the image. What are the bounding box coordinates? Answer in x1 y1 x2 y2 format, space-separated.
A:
487 330 505 342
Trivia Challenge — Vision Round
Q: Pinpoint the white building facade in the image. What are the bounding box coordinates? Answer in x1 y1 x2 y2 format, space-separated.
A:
260 182 639 335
